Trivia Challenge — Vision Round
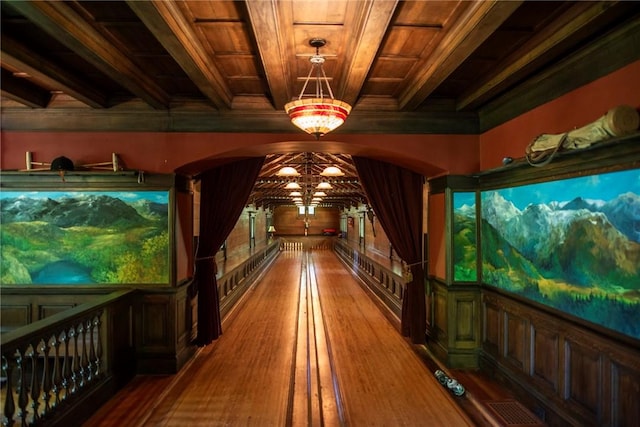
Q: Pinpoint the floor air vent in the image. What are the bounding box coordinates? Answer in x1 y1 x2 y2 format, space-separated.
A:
485 400 545 426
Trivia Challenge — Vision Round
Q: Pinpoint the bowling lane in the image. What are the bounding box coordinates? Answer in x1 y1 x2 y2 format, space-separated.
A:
141 252 303 426
311 250 475 426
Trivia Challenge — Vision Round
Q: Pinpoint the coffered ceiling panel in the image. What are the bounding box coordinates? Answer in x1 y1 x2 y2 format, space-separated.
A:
2 0 635 126
1 0 638 207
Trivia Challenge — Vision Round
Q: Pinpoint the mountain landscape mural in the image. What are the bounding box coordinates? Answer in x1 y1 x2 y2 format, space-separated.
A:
0 191 169 285
476 168 640 340
453 192 477 282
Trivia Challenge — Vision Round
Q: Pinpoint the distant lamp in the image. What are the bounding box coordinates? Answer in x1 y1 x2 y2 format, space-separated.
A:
316 181 333 189
313 191 327 197
276 166 300 176
284 38 352 139
285 182 301 189
268 225 276 239
321 166 344 176
289 191 302 197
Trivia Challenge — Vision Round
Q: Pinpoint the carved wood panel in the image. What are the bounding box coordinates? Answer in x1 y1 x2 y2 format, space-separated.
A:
39 304 75 319
611 357 640 426
433 288 448 341
482 299 501 357
0 304 30 332
454 295 477 345
531 324 559 393
504 310 528 372
139 295 171 349
565 338 603 421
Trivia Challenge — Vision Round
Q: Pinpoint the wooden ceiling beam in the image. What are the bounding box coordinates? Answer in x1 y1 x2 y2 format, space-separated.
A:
337 0 399 105
399 0 522 111
126 0 231 110
0 68 51 108
244 0 293 110
457 1 624 110
4 0 170 109
1 36 108 108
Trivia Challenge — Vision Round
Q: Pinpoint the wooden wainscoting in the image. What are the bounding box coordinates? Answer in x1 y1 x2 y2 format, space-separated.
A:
481 287 640 426
0 288 119 333
428 279 481 369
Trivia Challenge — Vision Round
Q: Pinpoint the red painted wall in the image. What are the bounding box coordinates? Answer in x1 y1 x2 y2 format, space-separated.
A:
0 131 478 178
479 61 640 170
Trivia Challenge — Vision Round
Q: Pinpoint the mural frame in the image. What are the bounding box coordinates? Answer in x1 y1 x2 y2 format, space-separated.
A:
0 173 175 287
480 167 640 340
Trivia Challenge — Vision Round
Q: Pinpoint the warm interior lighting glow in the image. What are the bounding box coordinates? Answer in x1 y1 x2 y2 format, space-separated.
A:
267 225 276 232
276 166 300 176
285 182 301 189
316 181 333 189
313 191 327 197
284 38 352 139
321 166 344 176
289 191 302 197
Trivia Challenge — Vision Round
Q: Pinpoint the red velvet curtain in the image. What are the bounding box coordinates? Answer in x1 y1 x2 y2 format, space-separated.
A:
352 156 426 344
194 157 265 346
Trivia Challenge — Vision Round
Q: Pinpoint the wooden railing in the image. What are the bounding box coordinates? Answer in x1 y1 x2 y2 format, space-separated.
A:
1 290 135 427
333 239 404 318
217 241 281 318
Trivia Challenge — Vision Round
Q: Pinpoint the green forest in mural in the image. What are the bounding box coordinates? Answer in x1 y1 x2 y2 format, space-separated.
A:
477 168 640 340
453 192 477 282
0 191 169 285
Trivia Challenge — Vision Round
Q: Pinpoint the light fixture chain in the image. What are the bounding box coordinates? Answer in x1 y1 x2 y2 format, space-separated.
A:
315 62 324 98
298 63 316 101
320 65 334 100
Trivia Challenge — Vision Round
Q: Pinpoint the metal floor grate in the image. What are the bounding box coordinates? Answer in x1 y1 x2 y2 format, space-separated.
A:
485 400 545 426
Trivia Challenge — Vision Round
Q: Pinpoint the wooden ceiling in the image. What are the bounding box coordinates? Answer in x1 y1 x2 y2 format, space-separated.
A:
1 1 638 208
2 1 637 132
252 152 366 210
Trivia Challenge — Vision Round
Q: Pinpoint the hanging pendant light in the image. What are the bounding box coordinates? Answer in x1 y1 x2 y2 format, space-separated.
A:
285 182 301 189
284 38 352 140
316 181 333 189
321 166 344 176
276 166 300 176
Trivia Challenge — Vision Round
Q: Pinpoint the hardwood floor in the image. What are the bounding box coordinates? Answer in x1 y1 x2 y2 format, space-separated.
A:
84 250 480 426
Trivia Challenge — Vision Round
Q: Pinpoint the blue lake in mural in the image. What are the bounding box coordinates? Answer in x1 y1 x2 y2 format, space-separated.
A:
32 260 95 284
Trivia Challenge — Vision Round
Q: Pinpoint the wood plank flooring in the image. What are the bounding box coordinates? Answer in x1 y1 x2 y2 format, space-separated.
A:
84 250 477 426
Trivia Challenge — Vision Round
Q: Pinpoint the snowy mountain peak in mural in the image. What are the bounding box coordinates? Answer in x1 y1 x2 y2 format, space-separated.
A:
477 168 640 340
0 191 170 285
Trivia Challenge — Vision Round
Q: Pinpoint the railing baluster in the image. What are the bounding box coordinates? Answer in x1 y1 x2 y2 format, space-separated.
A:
51 334 62 407
70 326 79 395
2 355 16 427
93 313 103 379
87 318 95 383
29 342 41 423
16 350 28 427
61 330 71 401
40 336 53 417
79 321 89 388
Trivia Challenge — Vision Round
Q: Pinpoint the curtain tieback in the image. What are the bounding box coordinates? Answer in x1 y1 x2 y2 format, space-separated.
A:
195 256 218 275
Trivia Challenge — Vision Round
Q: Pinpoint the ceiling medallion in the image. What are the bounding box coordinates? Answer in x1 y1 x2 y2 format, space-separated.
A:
284 38 352 140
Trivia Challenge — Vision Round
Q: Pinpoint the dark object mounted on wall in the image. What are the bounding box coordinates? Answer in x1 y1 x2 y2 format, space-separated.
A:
50 156 75 171
50 156 74 182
